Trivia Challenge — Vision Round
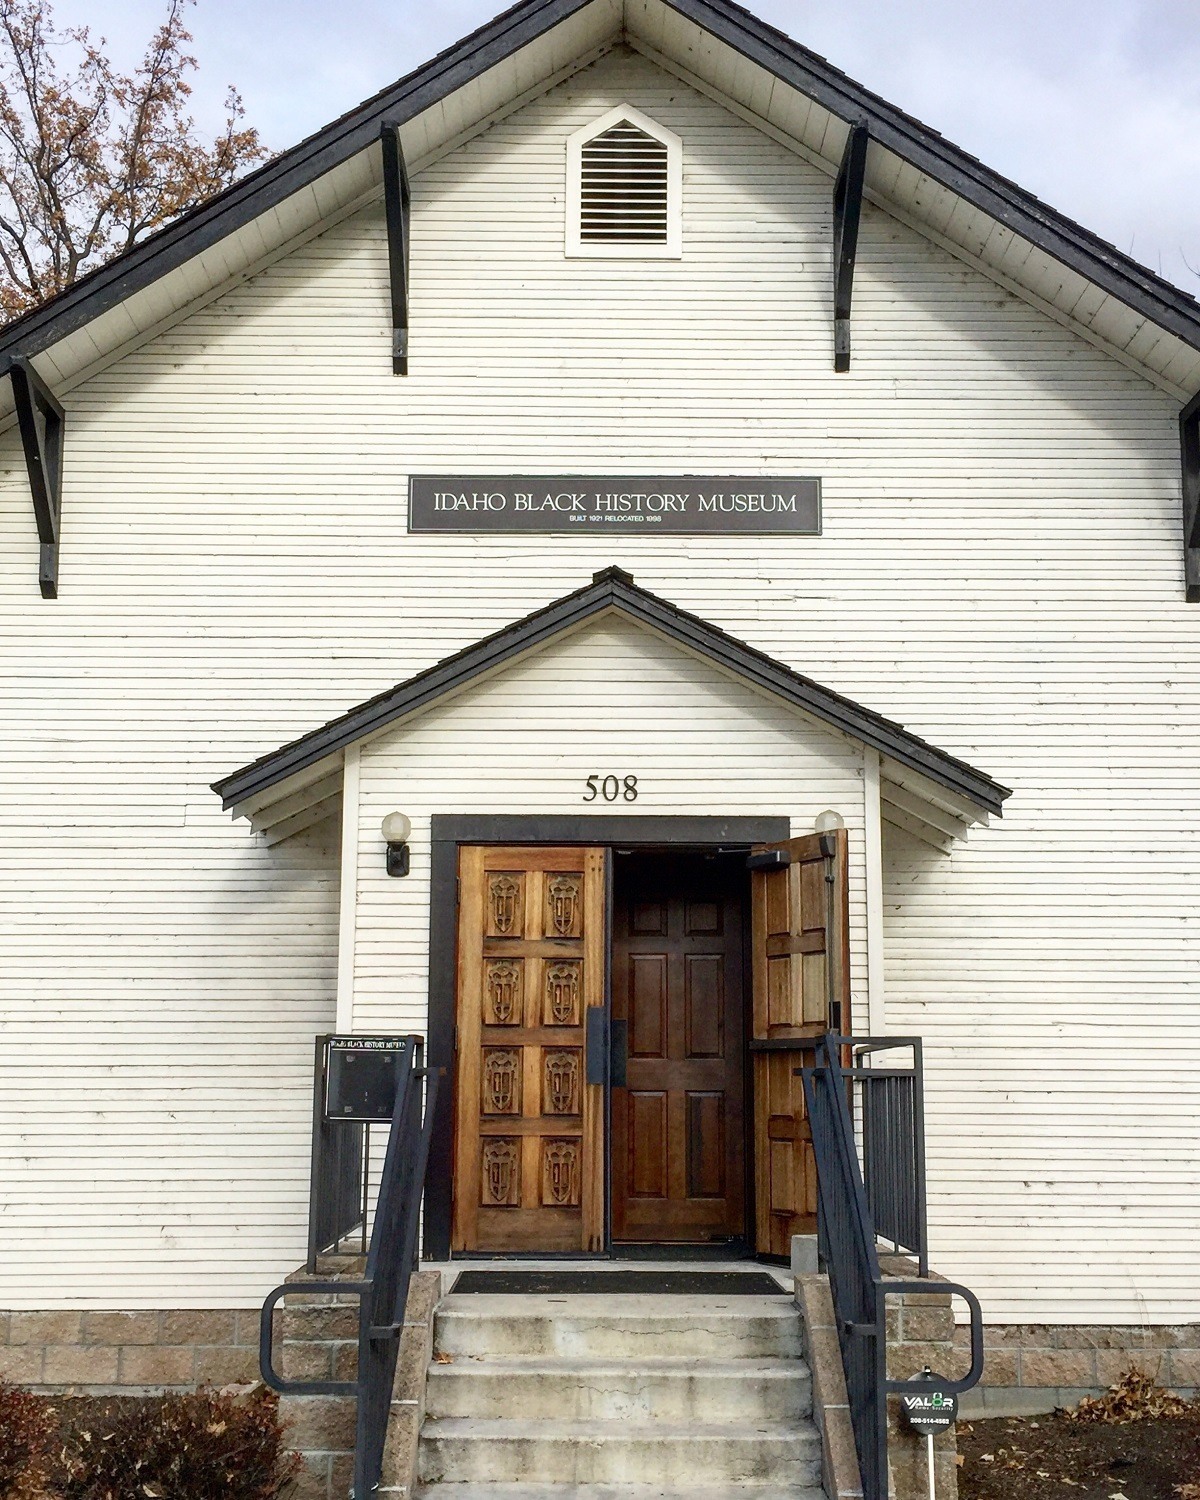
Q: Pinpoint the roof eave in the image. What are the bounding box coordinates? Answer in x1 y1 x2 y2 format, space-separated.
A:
0 0 598 365
662 0 1200 354
2 0 1199 378
212 569 1012 820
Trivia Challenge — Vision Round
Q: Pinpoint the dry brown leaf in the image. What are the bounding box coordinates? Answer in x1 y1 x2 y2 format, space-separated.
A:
1069 1368 1192 1425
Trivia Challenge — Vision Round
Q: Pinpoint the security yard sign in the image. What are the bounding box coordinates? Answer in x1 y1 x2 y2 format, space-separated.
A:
408 475 821 534
902 1376 958 1500
901 1387 958 1435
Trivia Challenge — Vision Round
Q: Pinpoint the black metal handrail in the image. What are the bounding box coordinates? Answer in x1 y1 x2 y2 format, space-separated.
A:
842 1035 928 1276
751 1032 929 1274
801 1033 983 1500
260 1037 440 1499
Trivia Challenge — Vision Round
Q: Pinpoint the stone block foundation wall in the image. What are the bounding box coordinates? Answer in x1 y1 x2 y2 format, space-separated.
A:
0 1309 261 1391
0 1264 442 1500
956 1323 1200 1417
276 1265 441 1500
876 1250 1200 1424
882 1261 960 1500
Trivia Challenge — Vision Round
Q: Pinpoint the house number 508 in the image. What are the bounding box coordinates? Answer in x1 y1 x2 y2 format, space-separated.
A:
584 775 639 802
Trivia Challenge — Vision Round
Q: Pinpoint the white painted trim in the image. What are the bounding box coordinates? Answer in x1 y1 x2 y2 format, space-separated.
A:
863 749 886 1036
565 102 683 259
336 744 360 1032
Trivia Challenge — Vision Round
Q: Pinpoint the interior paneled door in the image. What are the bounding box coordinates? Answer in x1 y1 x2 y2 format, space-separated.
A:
611 855 746 1243
452 845 606 1253
749 830 850 1257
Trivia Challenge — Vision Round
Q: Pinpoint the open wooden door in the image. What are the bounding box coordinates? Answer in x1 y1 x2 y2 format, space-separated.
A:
750 830 850 1257
452 845 606 1253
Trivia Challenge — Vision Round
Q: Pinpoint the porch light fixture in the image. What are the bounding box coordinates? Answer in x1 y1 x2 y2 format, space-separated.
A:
814 809 845 832
382 811 412 877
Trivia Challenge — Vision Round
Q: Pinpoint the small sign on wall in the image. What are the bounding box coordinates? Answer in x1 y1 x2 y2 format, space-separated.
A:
408 475 821 535
324 1036 411 1122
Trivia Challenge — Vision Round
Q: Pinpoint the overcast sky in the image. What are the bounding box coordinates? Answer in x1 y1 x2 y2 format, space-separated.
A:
51 0 1200 292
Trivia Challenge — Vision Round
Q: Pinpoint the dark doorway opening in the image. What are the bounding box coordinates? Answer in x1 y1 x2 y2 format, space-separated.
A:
609 848 751 1248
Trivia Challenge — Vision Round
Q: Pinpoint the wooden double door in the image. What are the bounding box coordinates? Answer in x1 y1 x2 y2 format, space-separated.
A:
450 834 849 1256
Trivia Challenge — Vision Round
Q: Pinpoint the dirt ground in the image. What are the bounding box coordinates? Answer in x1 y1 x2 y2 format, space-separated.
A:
959 1407 1200 1500
0 1386 299 1499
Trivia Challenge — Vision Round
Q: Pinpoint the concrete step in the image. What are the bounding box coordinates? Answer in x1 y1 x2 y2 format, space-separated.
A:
413 1486 827 1499
432 1296 803 1361
424 1354 812 1423
417 1418 823 1487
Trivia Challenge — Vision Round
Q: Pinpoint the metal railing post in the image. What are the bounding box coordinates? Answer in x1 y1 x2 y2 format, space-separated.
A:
307 1033 366 1271
261 1038 441 1500
802 1032 983 1500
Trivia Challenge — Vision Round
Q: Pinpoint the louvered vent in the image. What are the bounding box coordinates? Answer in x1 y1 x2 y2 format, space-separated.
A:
579 120 670 243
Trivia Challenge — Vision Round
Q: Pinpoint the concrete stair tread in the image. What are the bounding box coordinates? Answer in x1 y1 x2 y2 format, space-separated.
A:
414 1486 826 1499
427 1354 809 1374
434 1296 803 1358
424 1352 814 1424
438 1294 797 1315
421 1417 819 1440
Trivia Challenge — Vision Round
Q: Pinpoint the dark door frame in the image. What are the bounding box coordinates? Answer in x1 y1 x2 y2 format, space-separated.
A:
423 814 789 1260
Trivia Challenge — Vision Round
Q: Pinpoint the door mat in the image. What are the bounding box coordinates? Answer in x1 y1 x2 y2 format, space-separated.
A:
449 1270 788 1295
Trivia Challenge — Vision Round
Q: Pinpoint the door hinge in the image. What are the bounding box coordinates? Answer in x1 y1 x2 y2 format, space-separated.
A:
746 849 789 871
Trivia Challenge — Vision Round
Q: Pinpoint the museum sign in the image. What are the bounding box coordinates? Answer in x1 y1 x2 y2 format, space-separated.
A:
408 475 821 534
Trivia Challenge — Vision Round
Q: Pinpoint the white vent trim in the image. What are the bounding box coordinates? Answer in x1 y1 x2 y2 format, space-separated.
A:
566 104 682 259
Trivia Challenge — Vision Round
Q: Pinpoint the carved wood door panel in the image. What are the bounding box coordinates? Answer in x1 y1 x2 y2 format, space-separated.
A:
749 829 850 1257
452 845 606 1253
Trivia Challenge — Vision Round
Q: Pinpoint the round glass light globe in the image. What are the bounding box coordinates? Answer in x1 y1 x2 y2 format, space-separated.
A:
381 811 412 844
814 809 845 832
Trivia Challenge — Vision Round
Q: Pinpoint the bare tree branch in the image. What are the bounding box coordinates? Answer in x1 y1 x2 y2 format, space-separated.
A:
0 0 268 319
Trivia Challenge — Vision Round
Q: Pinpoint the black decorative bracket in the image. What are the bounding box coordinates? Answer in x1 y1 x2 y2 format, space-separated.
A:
1183 388 1200 601
832 122 869 373
9 357 64 598
381 121 411 376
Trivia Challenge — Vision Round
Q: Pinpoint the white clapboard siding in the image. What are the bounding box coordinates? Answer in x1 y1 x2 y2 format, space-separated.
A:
0 47 1193 1319
350 615 869 1035
0 815 338 1307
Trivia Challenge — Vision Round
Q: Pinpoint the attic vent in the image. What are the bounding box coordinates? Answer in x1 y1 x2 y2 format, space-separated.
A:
566 105 682 259
580 122 668 243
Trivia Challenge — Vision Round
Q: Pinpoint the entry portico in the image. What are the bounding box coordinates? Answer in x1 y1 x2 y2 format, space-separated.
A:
214 568 1008 1261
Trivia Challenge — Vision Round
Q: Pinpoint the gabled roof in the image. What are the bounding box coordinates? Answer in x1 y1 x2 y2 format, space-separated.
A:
3 0 1200 402
212 567 1012 826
